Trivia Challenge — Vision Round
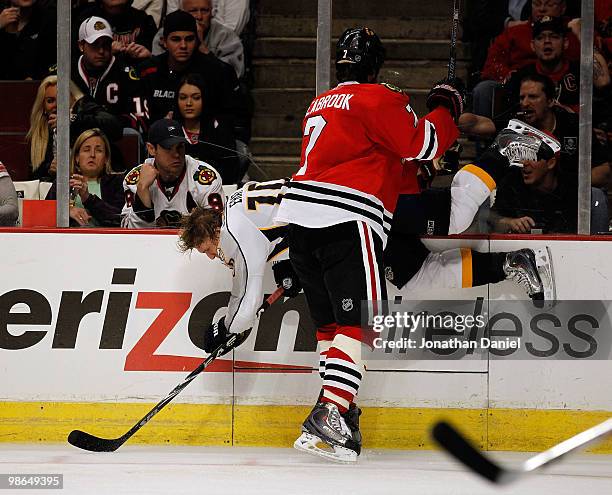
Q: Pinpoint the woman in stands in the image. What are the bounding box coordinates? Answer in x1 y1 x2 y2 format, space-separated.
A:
46 128 124 227
27 76 123 182
173 73 241 184
27 75 58 182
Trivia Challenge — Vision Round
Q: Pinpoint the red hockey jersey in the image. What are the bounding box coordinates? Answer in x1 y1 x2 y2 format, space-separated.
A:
275 81 458 243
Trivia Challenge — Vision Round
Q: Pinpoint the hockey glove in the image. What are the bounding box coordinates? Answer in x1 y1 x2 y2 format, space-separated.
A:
272 260 302 298
426 78 465 122
203 317 250 356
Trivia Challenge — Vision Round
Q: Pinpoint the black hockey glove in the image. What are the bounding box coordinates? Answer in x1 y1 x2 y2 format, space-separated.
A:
203 317 250 356
156 209 183 228
426 78 465 122
272 260 302 298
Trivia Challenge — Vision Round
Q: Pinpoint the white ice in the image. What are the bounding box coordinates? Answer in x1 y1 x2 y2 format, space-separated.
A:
1 445 611 494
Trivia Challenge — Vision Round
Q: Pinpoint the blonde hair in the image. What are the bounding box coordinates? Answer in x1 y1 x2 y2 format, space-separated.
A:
26 77 86 172
72 128 113 177
27 75 57 171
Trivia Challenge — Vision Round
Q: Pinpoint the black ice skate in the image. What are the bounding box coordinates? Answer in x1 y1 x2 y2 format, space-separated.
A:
503 247 555 306
342 403 362 455
294 402 359 463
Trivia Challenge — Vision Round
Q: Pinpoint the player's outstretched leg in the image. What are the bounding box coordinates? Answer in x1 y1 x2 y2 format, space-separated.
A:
503 247 555 303
294 402 360 463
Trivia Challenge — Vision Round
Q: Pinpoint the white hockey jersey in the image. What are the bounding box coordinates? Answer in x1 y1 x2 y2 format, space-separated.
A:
121 155 223 228
220 179 289 334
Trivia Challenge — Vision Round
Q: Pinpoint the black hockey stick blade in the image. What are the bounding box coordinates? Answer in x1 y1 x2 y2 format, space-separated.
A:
68 287 284 452
67 430 126 453
433 418 612 485
432 421 505 483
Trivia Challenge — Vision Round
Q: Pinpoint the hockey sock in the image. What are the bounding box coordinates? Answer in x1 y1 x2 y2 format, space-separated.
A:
316 323 337 379
471 251 507 286
402 248 472 291
448 165 496 234
321 325 364 413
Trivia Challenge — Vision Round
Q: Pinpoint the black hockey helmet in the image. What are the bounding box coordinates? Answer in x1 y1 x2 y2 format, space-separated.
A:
336 27 385 79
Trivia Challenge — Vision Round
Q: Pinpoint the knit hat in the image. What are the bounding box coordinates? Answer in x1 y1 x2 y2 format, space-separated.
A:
163 10 198 37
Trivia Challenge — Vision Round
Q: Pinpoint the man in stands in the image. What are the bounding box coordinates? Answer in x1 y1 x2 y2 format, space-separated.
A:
75 0 158 64
137 10 250 144
518 73 610 188
490 137 578 233
152 0 245 78
473 0 580 118
121 118 223 228
73 17 147 131
505 16 610 114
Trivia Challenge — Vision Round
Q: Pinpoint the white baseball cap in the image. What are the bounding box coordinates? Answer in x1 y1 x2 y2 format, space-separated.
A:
78 16 113 44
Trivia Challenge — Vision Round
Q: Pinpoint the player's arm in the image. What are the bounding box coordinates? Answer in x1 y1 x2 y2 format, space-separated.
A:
371 88 460 162
224 218 269 334
120 165 157 228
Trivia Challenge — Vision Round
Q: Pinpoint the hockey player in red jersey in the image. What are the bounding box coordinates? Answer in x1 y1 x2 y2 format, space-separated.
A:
275 27 465 463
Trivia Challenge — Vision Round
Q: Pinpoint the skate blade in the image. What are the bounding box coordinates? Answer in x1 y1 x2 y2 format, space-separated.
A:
293 432 357 464
534 247 556 307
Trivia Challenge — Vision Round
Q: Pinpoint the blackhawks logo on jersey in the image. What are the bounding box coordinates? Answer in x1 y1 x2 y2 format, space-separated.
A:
194 165 216 185
125 166 142 185
380 82 405 95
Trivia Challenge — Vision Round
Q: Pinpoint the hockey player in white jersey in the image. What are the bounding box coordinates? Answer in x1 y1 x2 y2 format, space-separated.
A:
178 178 302 353
121 118 224 228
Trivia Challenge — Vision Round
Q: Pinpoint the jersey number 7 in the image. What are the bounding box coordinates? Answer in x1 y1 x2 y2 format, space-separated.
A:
295 115 327 176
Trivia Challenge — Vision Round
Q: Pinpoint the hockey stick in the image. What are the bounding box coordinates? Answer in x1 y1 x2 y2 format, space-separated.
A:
432 418 612 485
68 286 285 452
447 0 461 81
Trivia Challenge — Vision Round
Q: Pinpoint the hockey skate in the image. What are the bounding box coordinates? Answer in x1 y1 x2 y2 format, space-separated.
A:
294 402 359 463
503 247 555 307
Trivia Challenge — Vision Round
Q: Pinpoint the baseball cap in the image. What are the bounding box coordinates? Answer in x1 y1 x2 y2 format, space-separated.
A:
163 10 198 37
532 16 567 38
147 119 188 148
79 16 113 44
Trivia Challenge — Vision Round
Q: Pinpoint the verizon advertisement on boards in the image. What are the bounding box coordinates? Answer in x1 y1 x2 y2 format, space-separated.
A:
2 232 612 410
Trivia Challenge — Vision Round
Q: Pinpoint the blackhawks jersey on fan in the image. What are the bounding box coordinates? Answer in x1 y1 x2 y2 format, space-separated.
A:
275 81 459 243
220 179 288 334
121 155 223 228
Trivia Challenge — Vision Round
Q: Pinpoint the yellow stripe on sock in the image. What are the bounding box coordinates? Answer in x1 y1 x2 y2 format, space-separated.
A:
461 248 473 288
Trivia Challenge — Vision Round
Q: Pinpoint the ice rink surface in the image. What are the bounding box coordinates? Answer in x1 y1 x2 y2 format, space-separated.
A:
1 445 611 494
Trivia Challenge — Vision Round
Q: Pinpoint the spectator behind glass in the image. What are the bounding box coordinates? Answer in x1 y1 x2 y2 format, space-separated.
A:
137 10 250 144
46 128 125 227
173 73 240 183
76 0 158 63
505 16 610 114
0 0 56 80
27 76 124 181
490 145 580 234
0 160 18 226
152 0 244 78
27 75 59 182
74 16 148 133
472 0 581 118
518 73 611 188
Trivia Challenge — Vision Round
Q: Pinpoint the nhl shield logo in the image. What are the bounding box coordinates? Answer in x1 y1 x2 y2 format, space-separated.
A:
341 298 354 312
